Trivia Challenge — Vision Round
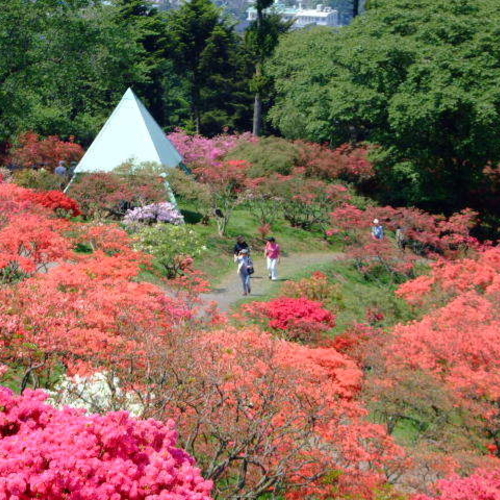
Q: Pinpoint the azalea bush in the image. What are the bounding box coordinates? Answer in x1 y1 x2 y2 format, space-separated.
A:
242 297 335 343
135 224 206 278
330 204 479 259
0 387 213 500
17 190 81 217
8 131 84 170
353 246 500 491
124 201 183 226
70 172 167 219
296 141 375 183
167 129 255 168
244 170 350 232
414 468 500 500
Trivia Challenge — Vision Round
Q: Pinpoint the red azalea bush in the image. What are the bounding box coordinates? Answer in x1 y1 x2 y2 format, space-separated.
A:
0 387 213 500
397 246 500 307
242 297 335 343
355 246 500 491
295 141 375 182
17 190 81 217
8 132 84 170
70 172 167 219
146 327 404 500
330 204 478 259
0 213 72 275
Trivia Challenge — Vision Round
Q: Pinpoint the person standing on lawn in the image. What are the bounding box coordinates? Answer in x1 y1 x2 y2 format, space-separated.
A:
265 237 281 281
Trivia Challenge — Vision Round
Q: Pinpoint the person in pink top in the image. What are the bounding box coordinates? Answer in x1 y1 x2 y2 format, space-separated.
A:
264 237 281 280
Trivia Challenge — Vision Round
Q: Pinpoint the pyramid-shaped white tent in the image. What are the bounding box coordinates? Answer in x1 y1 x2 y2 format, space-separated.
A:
73 88 183 174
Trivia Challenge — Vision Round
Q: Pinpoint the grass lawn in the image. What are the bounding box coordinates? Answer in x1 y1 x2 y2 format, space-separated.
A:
180 202 333 284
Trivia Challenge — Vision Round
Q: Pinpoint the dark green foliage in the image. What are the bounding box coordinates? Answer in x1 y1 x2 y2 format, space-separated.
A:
0 0 252 146
269 0 500 215
0 0 147 146
164 0 253 135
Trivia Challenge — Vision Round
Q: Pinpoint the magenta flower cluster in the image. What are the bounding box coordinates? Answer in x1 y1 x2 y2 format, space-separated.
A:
124 202 184 225
0 388 213 500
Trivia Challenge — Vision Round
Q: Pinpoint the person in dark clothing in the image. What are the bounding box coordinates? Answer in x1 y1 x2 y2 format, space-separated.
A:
233 236 249 259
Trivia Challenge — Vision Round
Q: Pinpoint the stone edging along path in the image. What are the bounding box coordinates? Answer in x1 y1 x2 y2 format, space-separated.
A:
201 252 345 312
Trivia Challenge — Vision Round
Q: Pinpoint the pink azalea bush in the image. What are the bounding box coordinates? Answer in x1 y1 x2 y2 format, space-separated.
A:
0 387 213 500
123 202 184 225
167 129 256 168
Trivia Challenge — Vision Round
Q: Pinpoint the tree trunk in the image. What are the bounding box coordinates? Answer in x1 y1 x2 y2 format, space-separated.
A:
252 91 262 137
352 0 359 17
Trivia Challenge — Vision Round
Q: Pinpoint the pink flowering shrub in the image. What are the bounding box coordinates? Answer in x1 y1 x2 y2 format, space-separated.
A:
0 387 213 500
124 202 184 225
167 129 256 168
414 468 500 500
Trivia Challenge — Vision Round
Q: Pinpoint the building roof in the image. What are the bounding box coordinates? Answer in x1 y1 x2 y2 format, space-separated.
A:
73 88 182 174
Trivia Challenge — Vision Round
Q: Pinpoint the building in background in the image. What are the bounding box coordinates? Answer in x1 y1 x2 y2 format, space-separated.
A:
247 2 340 28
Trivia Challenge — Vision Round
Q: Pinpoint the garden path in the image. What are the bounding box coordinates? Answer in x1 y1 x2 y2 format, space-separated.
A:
201 252 345 312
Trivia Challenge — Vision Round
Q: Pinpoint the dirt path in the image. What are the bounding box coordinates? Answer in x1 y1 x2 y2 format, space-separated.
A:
201 252 345 312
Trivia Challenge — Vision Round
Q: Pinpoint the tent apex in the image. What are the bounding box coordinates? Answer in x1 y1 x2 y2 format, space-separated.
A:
123 87 136 99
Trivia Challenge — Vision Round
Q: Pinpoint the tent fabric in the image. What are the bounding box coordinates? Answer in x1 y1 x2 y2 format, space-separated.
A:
73 88 182 174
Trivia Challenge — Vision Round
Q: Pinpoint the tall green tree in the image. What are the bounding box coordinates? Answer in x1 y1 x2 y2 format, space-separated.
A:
165 0 252 135
269 0 500 213
0 0 147 146
112 0 176 128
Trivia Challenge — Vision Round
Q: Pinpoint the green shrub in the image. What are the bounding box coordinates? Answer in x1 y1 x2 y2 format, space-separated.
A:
226 136 301 177
135 224 207 278
13 169 64 191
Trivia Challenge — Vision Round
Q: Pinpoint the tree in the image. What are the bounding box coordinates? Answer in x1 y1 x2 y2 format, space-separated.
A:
8 132 84 170
193 159 251 235
165 0 252 135
0 0 147 145
268 0 500 214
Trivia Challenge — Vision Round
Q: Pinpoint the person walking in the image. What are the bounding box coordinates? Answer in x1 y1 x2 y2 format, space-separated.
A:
233 236 249 261
371 219 384 240
236 249 252 295
264 237 280 280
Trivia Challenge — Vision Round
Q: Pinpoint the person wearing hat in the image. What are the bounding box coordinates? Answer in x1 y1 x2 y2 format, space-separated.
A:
371 219 384 240
236 248 253 296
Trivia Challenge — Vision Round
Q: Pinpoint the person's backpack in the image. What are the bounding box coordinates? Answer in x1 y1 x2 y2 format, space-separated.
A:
247 257 255 275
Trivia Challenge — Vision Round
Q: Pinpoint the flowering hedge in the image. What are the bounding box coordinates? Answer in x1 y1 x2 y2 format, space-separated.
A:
0 387 213 500
124 202 183 225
